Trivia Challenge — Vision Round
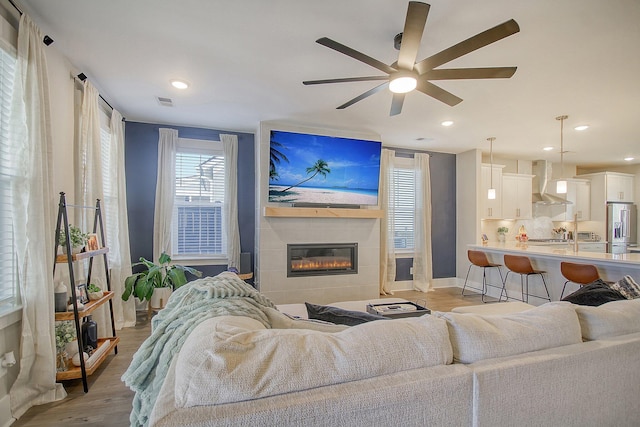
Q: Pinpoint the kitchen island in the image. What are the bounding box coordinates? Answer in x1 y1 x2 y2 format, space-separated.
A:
468 242 640 304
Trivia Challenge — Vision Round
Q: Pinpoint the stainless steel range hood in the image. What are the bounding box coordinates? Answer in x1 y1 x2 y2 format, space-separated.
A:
531 160 572 205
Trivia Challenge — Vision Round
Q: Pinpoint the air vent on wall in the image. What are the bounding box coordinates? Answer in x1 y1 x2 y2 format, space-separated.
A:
157 96 173 107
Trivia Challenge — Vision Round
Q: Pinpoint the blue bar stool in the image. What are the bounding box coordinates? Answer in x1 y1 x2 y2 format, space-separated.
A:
503 254 551 303
462 250 506 303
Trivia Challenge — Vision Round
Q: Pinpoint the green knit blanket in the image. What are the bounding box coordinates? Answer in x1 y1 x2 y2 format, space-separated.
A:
121 272 276 427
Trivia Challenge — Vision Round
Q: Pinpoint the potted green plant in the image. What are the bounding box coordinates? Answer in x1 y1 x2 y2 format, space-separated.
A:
497 226 509 242
58 224 88 254
122 252 202 308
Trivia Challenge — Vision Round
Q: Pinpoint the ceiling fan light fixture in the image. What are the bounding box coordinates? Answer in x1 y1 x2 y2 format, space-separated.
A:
389 71 417 94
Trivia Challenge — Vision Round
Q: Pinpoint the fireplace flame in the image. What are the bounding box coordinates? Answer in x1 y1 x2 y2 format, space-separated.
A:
291 257 352 271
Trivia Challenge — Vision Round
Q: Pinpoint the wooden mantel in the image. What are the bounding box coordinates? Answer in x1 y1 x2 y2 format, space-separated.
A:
264 206 384 219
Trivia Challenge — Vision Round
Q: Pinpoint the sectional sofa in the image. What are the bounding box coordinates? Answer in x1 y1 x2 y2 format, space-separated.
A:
148 293 640 426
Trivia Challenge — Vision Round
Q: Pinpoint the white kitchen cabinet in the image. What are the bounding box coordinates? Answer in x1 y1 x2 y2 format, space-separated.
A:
550 178 591 221
578 242 606 253
579 171 636 222
502 173 533 219
606 173 634 202
480 164 504 219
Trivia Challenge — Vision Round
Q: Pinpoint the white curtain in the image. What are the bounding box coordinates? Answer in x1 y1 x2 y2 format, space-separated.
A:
107 110 136 328
9 14 66 419
153 128 177 262
379 149 395 295
412 153 433 292
74 81 109 336
221 134 240 269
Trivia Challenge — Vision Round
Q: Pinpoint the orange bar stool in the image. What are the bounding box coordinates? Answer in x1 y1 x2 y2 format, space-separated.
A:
560 262 601 299
462 250 506 303
503 254 551 304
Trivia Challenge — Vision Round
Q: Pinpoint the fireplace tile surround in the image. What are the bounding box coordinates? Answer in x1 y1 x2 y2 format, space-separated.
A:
255 122 382 304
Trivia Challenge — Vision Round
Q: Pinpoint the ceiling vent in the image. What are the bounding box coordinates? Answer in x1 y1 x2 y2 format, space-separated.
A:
157 96 173 107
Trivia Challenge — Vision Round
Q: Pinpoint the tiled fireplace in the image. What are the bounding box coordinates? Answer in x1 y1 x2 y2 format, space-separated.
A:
255 122 381 305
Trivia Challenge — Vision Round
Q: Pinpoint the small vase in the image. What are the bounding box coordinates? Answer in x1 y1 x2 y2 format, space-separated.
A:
498 234 506 242
56 350 69 372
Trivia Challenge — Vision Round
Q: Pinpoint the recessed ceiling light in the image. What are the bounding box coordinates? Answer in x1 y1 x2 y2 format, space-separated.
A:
441 120 454 127
170 79 189 89
543 146 554 151
574 125 589 131
624 157 634 161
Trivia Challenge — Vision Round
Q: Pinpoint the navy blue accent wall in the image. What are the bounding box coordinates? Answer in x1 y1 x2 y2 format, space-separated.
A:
429 151 456 278
124 122 255 277
393 150 456 281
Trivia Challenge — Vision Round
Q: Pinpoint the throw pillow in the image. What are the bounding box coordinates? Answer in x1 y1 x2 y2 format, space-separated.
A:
561 279 626 306
574 298 640 340
305 302 388 326
609 275 640 299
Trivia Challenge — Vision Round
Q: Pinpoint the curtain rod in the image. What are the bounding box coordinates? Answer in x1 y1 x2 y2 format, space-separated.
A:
76 73 125 121
7 0 54 45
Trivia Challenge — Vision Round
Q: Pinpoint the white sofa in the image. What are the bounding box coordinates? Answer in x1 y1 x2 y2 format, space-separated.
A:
149 298 640 427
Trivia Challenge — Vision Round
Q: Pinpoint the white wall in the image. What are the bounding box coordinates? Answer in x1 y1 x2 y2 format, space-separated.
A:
456 149 481 280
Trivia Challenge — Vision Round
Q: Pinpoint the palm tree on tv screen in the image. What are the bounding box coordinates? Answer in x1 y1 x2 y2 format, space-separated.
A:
282 159 331 192
269 139 289 181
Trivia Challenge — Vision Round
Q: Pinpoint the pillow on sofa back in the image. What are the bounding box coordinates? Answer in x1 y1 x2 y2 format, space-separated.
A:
609 275 640 299
175 314 452 407
433 302 582 364
561 279 626 306
573 298 640 341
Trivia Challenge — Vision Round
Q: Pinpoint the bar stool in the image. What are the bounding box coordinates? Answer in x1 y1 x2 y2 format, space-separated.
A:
503 255 551 304
462 250 506 303
560 261 601 299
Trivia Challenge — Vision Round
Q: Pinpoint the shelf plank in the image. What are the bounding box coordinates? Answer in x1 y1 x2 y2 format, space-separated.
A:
56 247 109 263
55 291 114 321
264 206 383 219
56 337 120 381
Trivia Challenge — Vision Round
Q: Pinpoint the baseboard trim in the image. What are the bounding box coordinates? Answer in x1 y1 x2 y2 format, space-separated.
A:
0 395 15 427
389 277 463 292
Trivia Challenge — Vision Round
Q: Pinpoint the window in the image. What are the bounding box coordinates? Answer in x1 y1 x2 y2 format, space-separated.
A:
99 124 116 251
172 139 226 259
390 158 416 251
0 43 18 309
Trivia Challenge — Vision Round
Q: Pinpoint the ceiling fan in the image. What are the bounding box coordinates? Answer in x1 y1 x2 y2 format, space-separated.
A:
303 1 520 116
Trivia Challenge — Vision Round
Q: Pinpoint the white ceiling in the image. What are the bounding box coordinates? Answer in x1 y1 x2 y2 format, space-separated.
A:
18 0 640 167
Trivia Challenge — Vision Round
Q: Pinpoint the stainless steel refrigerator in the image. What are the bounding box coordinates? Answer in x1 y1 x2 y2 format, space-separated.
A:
606 202 637 253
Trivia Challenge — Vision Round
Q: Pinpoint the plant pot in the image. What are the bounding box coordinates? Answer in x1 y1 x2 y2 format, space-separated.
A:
88 291 104 301
498 234 506 242
150 287 172 310
65 339 80 357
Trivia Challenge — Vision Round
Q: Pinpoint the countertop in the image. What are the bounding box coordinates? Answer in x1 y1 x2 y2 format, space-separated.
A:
470 241 640 267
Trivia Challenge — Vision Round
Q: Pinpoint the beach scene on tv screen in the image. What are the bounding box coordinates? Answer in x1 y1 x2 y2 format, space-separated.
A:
269 130 381 205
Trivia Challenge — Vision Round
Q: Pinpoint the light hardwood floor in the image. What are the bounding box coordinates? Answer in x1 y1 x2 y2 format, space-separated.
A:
13 286 484 426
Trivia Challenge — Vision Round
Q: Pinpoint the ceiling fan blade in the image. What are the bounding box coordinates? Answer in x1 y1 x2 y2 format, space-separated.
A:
416 80 463 106
425 67 517 80
316 37 396 75
415 19 520 74
390 93 405 116
303 76 389 85
337 82 389 109
397 1 430 70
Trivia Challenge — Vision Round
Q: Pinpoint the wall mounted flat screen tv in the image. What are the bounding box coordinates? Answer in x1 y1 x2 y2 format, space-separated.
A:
268 130 381 206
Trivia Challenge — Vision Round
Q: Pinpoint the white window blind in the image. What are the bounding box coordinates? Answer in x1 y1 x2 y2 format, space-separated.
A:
0 44 17 307
391 167 416 250
172 141 226 257
100 126 116 251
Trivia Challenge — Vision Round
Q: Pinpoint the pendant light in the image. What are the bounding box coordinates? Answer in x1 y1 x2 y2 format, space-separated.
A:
487 137 496 199
556 115 568 194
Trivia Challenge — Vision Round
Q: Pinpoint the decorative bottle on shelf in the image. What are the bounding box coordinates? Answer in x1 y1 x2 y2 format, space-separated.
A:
82 315 98 353
54 282 68 312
